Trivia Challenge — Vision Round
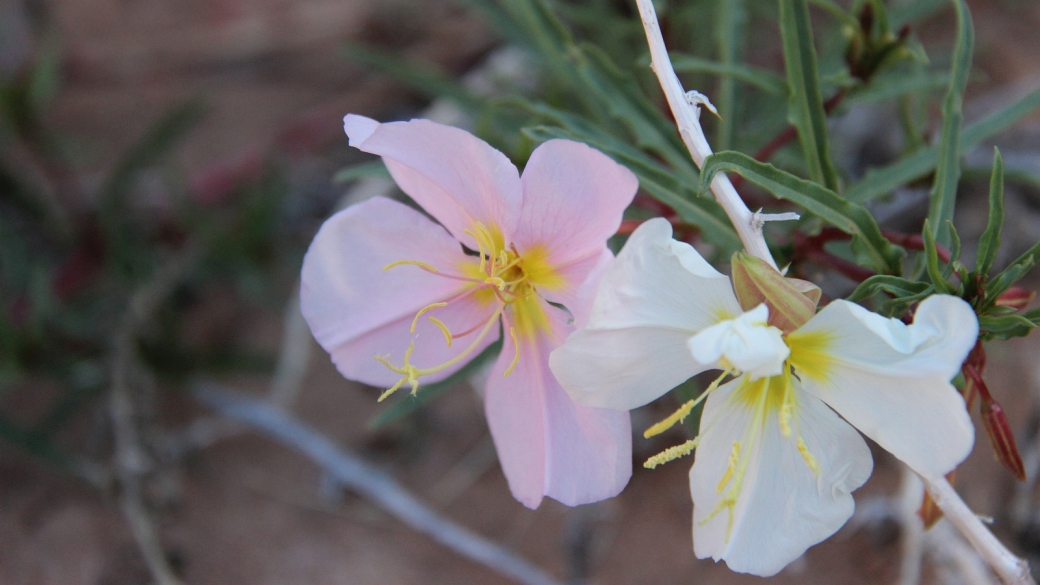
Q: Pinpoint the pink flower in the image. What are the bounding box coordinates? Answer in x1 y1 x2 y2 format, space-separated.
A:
300 115 637 508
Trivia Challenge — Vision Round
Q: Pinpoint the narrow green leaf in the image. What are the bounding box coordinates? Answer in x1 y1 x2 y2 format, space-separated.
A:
368 339 502 430
700 151 903 273
572 44 695 176
926 0 974 248
922 220 958 294
779 0 839 190
845 71 950 106
975 148 1004 276
669 55 786 96
332 161 391 185
807 0 859 29
980 314 1036 341
846 275 932 303
714 0 743 150
988 246 1038 302
942 220 963 280
890 0 948 28
845 86 1040 204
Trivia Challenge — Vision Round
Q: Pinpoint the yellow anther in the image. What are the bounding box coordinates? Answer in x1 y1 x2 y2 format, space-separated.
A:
644 369 731 438
797 437 820 476
411 302 448 333
643 438 701 469
484 276 506 289
428 316 452 346
503 327 521 377
383 259 440 273
717 442 741 494
644 400 697 439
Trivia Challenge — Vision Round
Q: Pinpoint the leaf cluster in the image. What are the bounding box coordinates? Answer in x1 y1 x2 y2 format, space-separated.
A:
344 0 1040 424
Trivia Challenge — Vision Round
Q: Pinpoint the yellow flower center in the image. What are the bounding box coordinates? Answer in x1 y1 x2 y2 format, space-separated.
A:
640 328 837 543
373 221 563 401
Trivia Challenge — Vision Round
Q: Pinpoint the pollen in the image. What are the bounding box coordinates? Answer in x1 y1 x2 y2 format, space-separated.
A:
644 369 732 438
427 316 452 346
796 437 820 476
644 438 701 469
717 442 741 493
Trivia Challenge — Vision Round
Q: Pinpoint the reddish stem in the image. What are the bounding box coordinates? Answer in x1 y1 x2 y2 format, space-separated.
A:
730 90 847 191
882 231 951 263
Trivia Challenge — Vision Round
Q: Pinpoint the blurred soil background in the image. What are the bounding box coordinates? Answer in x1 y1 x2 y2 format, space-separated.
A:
3 0 1040 584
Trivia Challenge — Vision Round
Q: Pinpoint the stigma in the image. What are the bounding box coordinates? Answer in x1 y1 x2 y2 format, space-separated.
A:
372 221 559 401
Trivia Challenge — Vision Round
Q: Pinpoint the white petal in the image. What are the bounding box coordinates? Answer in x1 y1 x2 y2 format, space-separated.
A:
549 218 742 410
791 295 978 476
586 218 742 331
687 304 789 380
691 376 873 576
550 326 703 410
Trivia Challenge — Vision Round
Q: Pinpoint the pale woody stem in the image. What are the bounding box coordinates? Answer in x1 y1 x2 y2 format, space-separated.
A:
920 473 1036 585
633 0 778 270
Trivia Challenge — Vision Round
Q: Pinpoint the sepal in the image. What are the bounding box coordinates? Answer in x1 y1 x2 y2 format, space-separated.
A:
731 252 817 333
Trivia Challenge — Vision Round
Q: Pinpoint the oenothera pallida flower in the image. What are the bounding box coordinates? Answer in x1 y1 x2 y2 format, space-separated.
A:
300 115 637 509
549 218 978 576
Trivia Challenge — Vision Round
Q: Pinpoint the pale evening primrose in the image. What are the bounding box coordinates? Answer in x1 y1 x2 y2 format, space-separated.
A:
300 115 637 509
549 218 978 576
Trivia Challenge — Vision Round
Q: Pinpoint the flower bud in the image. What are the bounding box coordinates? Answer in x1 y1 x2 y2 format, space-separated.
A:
731 253 818 334
982 399 1026 481
995 287 1035 311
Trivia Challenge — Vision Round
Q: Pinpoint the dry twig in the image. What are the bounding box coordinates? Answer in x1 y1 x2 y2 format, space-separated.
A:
110 245 201 585
192 383 563 585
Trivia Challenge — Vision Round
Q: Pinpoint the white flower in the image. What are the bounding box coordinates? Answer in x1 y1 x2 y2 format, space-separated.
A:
686 304 788 380
548 218 978 576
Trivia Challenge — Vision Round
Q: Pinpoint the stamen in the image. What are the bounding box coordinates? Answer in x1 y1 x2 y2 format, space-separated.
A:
428 317 453 346
717 442 741 493
503 327 521 377
644 400 696 439
384 259 439 273
383 259 482 284
411 302 448 333
464 228 488 274
797 437 820 476
378 378 407 402
643 438 701 469
644 369 731 438
374 355 406 375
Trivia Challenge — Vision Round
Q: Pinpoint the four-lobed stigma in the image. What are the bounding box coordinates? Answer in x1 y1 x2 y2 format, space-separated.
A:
373 222 548 401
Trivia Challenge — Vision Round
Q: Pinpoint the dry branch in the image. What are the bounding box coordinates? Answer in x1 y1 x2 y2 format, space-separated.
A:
193 382 563 585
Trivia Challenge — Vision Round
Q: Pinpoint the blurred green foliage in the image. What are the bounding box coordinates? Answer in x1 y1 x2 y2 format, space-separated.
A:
343 0 1040 442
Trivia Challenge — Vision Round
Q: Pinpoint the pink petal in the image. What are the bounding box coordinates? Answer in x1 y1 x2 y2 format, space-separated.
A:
543 248 614 330
300 197 497 386
512 139 637 270
344 114 522 248
484 302 632 509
